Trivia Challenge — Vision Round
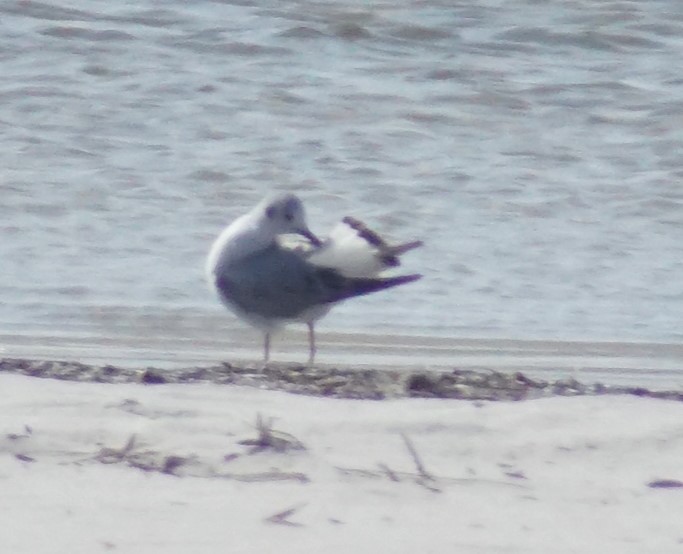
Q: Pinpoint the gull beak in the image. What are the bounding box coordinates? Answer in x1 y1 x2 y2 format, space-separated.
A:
298 228 322 247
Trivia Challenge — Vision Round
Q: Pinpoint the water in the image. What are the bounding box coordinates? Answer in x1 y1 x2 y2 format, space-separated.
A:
2 0 683 375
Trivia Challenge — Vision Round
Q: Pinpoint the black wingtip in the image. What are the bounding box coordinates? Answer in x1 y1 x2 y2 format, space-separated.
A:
388 273 422 286
325 272 422 303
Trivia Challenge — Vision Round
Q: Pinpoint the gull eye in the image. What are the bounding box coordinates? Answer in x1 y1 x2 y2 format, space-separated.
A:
285 212 293 222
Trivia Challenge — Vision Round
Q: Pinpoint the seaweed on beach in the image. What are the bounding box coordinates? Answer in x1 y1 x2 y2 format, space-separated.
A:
0 357 681 402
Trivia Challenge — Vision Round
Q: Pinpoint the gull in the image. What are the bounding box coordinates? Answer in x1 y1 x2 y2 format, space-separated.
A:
206 193 422 365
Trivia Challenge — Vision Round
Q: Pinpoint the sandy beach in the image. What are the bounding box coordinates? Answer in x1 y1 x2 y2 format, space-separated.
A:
4 0 683 551
2 358 682 553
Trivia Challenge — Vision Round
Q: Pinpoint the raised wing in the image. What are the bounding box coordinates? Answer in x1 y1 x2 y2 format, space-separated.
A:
216 243 421 320
306 216 423 278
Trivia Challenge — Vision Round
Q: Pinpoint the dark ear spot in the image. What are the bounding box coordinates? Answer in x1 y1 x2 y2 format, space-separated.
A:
266 206 276 219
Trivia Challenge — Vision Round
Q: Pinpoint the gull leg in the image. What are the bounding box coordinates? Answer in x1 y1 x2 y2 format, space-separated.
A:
263 332 271 367
307 322 316 366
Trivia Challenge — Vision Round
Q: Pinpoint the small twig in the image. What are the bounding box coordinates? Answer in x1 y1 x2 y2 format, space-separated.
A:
336 467 385 479
265 503 306 526
7 425 32 441
377 462 400 482
238 413 305 453
401 432 441 492
96 435 137 463
416 477 442 493
401 432 433 481
221 471 310 483
335 466 528 489
15 453 35 463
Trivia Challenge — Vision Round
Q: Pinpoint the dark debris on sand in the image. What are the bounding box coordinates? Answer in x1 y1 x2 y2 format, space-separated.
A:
0 358 681 402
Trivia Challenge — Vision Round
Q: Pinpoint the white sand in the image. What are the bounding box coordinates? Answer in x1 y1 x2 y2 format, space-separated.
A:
2 373 682 553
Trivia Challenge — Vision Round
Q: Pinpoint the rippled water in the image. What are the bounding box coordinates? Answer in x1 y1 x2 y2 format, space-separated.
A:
2 0 683 361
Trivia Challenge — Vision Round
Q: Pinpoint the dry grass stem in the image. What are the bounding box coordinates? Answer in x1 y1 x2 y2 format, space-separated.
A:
334 434 443 492
238 413 306 453
93 435 192 475
400 432 433 481
265 503 306 526
377 462 400 482
222 471 309 483
95 434 138 464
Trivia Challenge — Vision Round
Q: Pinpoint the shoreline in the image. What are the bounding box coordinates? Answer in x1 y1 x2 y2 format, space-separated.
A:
3 332 683 391
2 357 681 402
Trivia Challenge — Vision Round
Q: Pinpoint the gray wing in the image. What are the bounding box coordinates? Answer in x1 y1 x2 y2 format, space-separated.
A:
216 243 421 320
217 244 334 319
